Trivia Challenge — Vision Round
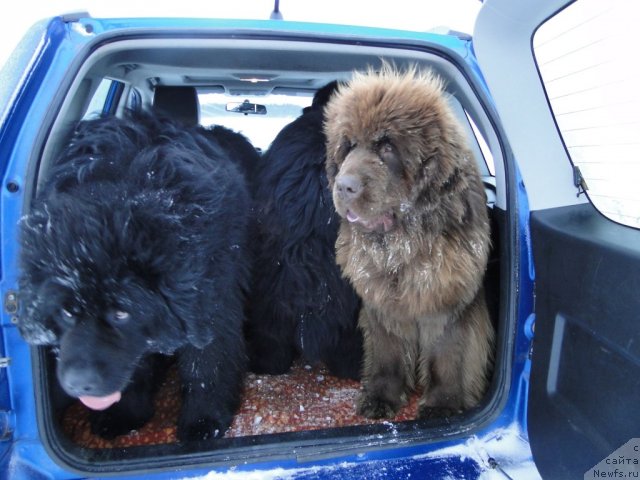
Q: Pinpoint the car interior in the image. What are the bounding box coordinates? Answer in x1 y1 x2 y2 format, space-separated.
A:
26 34 513 473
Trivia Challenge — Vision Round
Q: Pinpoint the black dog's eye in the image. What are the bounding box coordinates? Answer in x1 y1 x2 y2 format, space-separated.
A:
107 310 130 326
60 308 76 326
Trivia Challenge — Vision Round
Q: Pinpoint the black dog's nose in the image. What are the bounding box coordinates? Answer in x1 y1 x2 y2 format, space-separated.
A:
335 174 362 201
59 365 102 397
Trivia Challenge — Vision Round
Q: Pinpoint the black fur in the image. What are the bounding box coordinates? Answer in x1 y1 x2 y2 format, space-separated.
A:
201 125 260 188
18 112 252 442
246 81 363 379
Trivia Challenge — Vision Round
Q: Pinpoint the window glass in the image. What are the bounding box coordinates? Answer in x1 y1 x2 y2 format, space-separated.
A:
533 0 639 228
466 111 495 176
82 78 116 119
127 87 142 111
198 91 311 152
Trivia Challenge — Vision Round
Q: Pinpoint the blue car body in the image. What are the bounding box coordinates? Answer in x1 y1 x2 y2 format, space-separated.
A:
1 1 638 478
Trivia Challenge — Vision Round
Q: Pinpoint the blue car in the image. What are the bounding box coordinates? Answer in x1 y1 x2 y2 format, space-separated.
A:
1 0 637 478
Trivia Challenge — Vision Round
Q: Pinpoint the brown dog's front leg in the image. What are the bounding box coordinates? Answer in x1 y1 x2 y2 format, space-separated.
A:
357 307 416 419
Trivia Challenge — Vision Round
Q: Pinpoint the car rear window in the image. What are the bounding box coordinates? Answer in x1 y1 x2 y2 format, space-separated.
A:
533 0 639 229
198 90 312 152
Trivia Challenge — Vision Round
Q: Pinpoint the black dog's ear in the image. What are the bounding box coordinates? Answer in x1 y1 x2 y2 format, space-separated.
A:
158 279 216 349
125 205 217 350
17 279 64 345
17 209 63 345
184 318 215 350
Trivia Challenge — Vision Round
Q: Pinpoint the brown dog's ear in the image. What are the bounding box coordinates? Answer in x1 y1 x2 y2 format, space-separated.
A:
326 159 339 187
325 135 352 189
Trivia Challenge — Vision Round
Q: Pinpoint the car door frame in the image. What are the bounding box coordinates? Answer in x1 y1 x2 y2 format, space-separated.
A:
475 0 640 478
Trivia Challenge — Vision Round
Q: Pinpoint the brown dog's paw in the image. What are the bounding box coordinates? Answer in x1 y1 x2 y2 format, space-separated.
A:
357 393 400 419
417 404 461 420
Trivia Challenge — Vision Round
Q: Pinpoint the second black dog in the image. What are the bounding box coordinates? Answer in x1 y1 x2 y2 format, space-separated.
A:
246 81 363 379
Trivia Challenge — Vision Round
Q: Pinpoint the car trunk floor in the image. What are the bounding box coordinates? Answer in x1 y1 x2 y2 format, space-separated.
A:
61 360 420 448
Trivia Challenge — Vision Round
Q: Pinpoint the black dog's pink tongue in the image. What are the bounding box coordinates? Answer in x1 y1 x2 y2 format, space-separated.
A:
79 391 122 411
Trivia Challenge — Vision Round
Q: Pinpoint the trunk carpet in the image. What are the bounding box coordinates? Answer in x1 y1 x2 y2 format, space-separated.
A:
62 360 419 448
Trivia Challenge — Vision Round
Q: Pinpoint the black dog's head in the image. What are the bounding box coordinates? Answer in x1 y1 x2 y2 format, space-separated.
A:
19 186 202 408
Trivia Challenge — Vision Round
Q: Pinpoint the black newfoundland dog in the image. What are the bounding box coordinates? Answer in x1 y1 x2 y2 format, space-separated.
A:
18 112 253 441
246 81 363 379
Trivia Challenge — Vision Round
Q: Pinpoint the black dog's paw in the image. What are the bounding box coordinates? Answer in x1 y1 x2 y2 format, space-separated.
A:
176 343 243 443
89 408 152 440
247 339 295 375
323 353 362 380
321 324 363 381
417 405 461 420
357 392 401 419
249 355 292 376
177 413 228 442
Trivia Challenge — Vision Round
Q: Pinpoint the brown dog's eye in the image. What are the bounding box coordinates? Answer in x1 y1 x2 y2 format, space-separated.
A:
380 143 393 154
376 140 404 178
377 140 395 162
336 138 354 161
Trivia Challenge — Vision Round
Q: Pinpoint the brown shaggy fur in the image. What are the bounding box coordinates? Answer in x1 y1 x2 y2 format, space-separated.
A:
324 65 494 419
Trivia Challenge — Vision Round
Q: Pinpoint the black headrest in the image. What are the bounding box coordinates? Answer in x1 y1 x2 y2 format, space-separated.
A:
153 86 200 126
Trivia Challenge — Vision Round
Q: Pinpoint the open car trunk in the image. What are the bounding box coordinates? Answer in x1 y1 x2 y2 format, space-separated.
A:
18 20 518 476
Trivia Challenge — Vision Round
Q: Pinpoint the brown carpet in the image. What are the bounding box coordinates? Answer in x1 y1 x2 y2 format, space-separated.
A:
62 361 419 448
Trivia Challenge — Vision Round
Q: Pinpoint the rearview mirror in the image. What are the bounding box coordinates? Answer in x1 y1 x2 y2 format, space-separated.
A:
226 100 267 115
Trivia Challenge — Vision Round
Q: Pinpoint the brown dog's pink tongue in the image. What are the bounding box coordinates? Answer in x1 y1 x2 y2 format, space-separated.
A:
79 391 122 411
346 211 360 223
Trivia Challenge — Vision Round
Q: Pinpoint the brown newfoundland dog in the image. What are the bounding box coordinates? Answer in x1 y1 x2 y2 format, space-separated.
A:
324 65 494 419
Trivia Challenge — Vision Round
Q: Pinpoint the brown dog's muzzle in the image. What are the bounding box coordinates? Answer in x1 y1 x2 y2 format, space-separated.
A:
335 174 362 202
333 148 371 207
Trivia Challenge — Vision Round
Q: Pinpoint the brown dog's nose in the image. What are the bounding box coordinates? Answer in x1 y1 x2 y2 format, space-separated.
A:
335 174 362 201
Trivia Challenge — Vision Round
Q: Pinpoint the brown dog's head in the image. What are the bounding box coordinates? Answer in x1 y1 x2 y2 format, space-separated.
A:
324 65 473 233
